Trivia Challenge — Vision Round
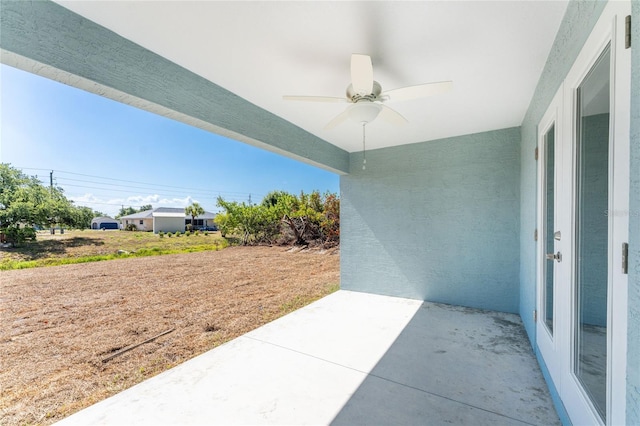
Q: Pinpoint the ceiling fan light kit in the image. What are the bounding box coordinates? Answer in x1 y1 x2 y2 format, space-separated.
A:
348 102 382 124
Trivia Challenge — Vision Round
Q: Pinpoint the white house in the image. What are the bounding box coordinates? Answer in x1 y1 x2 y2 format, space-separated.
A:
119 210 154 231
151 208 184 234
120 207 217 233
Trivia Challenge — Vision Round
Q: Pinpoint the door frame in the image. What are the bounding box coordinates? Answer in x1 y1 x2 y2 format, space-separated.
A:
536 86 563 385
536 1 631 424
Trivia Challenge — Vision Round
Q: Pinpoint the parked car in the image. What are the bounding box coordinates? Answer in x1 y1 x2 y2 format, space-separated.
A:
198 225 218 231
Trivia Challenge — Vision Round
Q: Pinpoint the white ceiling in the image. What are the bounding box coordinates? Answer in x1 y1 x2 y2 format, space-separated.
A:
56 1 568 153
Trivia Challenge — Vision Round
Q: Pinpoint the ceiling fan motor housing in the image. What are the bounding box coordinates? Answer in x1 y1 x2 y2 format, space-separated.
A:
347 81 383 103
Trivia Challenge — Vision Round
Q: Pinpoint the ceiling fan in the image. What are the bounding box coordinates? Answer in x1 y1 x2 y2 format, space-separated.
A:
283 53 452 130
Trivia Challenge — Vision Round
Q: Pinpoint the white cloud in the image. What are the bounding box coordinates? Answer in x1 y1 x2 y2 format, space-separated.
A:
124 194 160 204
127 195 199 208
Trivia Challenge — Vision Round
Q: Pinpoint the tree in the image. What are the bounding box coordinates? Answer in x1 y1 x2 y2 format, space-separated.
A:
38 187 76 232
214 212 233 238
185 202 205 231
320 192 340 245
0 164 77 246
216 197 273 245
116 205 152 219
71 206 106 229
261 190 292 208
279 191 324 245
116 206 136 218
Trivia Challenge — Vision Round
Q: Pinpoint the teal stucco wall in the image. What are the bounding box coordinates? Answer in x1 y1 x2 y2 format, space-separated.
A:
341 127 521 314
627 1 640 423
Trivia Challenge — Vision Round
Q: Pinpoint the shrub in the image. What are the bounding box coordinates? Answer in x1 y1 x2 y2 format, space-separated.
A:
214 212 232 238
215 191 339 247
158 231 165 238
185 231 192 237
2 226 37 247
125 224 137 231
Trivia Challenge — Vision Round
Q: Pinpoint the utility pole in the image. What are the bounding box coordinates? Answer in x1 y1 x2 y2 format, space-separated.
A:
50 171 54 234
248 194 252 205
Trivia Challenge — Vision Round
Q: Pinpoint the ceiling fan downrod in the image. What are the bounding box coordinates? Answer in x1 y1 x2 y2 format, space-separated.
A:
362 123 367 170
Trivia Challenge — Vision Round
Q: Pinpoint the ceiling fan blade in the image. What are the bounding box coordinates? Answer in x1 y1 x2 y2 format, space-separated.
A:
378 104 408 126
351 54 374 95
383 81 453 102
324 107 352 130
283 95 347 103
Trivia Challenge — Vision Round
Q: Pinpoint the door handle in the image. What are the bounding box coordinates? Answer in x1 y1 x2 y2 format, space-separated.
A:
546 251 562 262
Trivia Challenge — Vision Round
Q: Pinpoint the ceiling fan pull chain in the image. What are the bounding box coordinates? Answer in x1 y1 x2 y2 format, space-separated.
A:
362 123 367 170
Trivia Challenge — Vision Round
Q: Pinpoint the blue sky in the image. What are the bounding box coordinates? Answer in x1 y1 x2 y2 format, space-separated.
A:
0 64 339 217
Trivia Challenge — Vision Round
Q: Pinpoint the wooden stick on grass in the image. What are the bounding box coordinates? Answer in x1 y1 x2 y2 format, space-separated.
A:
102 328 175 363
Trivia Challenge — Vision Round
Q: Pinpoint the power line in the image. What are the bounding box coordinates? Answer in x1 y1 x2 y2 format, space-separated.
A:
19 174 249 216
68 200 147 209
55 177 218 198
57 183 205 199
18 166 258 197
62 184 248 202
32 176 222 201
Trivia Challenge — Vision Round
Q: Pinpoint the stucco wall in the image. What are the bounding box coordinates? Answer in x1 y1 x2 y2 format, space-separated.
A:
627 0 640 422
122 218 152 231
140 219 153 232
341 127 520 313
152 217 184 234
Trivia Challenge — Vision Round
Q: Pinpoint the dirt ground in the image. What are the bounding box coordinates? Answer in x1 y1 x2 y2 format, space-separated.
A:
0 246 339 425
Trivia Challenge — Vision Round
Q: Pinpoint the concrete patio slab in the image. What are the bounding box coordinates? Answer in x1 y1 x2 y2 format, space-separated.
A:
57 290 559 425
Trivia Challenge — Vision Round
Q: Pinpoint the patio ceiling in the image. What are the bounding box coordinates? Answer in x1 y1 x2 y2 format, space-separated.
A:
55 1 568 153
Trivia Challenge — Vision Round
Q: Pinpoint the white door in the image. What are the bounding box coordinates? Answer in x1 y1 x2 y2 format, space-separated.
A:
537 2 630 425
536 87 563 384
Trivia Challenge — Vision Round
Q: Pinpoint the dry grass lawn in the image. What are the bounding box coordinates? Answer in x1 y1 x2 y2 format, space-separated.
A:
1 230 227 270
1 246 339 425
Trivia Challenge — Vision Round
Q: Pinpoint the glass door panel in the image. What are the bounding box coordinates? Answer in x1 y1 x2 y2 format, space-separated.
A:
543 125 555 334
536 86 562 387
574 45 610 422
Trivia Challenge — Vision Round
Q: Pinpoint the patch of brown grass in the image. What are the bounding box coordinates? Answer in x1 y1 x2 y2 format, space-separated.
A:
0 246 339 425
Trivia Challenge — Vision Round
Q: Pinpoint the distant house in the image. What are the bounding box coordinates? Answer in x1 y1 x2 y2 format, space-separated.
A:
119 207 217 233
91 216 120 230
120 210 154 231
151 208 184 234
